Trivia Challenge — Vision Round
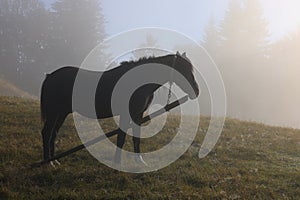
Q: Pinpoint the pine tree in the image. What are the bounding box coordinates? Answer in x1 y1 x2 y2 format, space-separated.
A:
272 26 300 97
242 0 270 57
219 0 269 62
202 16 220 61
0 0 107 95
218 0 244 61
49 0 106 67
217 0 270 119
0 0 49 94
132 34 162 59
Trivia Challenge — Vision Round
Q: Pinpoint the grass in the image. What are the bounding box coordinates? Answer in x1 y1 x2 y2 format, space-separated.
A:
1 96 300 199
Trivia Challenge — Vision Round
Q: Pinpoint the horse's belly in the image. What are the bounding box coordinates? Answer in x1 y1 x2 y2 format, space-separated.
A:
73 101 116 119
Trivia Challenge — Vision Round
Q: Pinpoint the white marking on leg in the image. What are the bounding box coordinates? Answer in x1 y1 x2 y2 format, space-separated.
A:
135 155 148 166
50 161 56 168
54 160 61 165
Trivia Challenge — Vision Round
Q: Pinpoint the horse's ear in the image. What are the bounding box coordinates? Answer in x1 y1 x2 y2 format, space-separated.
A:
182 52 187 58
176 51 181 56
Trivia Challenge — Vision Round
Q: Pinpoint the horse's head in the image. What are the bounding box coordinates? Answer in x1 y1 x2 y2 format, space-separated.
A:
172 52 199 100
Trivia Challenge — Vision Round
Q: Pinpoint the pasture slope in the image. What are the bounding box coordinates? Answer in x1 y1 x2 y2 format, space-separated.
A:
0 79 37 99
0 96 300 199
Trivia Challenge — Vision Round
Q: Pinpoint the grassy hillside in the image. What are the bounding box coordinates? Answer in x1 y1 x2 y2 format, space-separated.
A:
0 78 37 99
1 96 300 199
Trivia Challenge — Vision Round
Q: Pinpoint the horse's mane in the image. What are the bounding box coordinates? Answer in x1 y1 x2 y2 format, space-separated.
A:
120 53 194 73
120 55 161 67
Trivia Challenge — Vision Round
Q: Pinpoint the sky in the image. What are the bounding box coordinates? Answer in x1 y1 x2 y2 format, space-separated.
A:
43 0 300 42
261 0 300 39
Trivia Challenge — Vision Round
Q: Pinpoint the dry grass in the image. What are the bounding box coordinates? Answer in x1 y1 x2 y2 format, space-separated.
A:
1 96 300 199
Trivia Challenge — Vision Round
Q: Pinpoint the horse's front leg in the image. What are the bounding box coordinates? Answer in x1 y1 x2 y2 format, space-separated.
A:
114 117 130 165
114 129 126 165
132 122 148 166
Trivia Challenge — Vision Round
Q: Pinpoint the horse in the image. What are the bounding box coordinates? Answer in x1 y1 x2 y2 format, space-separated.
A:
40 51 199 166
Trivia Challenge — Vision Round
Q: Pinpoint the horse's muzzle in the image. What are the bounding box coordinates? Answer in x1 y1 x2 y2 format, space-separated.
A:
189 86 199 100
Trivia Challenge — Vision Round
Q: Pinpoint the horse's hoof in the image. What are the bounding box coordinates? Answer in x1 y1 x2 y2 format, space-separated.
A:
54 160 61 165
49 160 61 168
50 161 56 168
135 155 148 166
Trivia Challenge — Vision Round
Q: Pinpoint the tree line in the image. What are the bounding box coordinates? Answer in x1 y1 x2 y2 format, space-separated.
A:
0 0 106 94
0 0 299 127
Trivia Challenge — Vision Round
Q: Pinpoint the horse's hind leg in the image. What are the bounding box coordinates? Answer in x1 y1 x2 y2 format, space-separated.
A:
49 114 68 159
41 115 59 161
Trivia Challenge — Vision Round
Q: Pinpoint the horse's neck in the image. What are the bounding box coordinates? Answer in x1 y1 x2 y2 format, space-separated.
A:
141 55 174 94
150 55 173 67
117 55 174 94
152 55 174 83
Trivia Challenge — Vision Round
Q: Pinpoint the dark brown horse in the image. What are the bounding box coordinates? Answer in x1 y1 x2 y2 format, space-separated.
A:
40 52 199 165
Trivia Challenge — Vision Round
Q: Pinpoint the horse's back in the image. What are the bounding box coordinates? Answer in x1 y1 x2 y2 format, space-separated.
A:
47 66 79 77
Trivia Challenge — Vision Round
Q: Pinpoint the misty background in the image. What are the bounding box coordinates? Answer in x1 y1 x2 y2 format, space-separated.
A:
0 0 299 128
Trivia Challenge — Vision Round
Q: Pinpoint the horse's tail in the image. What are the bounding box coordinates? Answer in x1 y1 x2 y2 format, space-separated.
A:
40 74 49 123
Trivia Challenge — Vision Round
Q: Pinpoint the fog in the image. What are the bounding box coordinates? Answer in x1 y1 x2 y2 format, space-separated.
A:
0 0 299 128
199 0 300 129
